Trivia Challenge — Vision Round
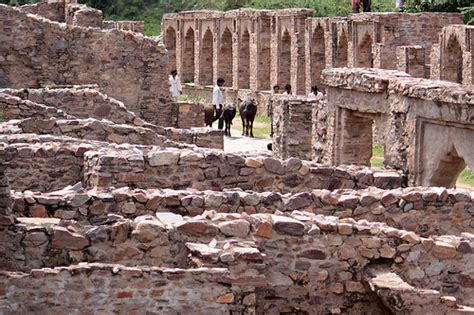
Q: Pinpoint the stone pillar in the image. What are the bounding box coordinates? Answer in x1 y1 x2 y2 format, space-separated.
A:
249 19 259 91
430 43 441 80
272 97 313 160
396 46 426 78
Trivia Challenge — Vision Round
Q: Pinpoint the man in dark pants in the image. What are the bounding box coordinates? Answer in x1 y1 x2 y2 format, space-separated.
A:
212 77 225 130
352 0 371 13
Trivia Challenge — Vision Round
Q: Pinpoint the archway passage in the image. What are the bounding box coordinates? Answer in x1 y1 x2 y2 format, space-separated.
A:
238 29 250 89
442 36 463 84
356 33 373 68
311 26 325 87
218 28 233 87
165 27 177 73
279 30 291 88
199 29 214 86
335 30 348 68
258 19 271 90
429 146 466 188
183 28 195 83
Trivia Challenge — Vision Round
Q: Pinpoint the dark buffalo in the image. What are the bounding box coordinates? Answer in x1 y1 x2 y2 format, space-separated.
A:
239 97 257 137
222 105 237 137
204 105 215 127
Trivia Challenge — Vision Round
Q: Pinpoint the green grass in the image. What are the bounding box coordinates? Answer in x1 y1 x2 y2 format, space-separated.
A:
370 144 474 188
371 144 385 168
232 113 271 140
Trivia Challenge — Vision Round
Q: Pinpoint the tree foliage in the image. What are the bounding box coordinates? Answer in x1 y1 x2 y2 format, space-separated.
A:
1 0 472 34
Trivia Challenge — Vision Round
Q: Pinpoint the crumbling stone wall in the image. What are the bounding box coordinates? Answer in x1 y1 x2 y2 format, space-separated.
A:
0 264 251 314
396 46 426 78
272 97 314 160
10 186 474 236
83 146 403 193
431 25 474 86
320 68 474 188
0 5 172 126
167 10 462 97
1 211 472 312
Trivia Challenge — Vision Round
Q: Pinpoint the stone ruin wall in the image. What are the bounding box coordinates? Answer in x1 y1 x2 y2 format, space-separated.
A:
0 2 474 314
272 68 474 190
0 4 170 126
163 10 466 111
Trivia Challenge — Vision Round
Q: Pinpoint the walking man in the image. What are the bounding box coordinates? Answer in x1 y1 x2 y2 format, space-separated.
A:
212 77 225 130
169 70 182 98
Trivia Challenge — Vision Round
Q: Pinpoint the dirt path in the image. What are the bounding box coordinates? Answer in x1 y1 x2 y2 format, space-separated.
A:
224 128 270 154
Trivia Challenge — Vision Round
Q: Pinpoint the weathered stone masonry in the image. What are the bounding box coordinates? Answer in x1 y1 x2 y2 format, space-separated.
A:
163 10 463 99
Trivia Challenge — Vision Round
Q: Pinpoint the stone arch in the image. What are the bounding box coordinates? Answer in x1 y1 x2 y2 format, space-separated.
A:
165 27 177 73
218 27 233 87
279 29 291 87
311 25 326 87
429 146 466 188
442 35 463 84
182 27 195 83
335 30 348 68
200 28 214 86
238 28 251 89
356 33 373 68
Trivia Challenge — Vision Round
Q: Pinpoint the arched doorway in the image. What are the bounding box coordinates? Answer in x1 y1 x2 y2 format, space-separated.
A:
335 30 348 68
442 36 463 84
238 29 250 89
199 28 214 86
356 33 373 68
279 30 291 88
311 26 325 87
165 27 177 73
183 27 195 83
218 27 233 87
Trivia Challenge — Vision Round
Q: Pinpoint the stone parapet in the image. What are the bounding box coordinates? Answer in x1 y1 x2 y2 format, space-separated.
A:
10 186 474 236
83 146 403 193
0 263 251 314
1 212 472 312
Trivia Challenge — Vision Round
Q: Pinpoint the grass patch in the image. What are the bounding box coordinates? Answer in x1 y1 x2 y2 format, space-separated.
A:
370 144 384 168
232 113 271 140
457 168 474 188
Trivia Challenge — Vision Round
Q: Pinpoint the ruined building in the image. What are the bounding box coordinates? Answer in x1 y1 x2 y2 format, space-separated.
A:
0 0 473 314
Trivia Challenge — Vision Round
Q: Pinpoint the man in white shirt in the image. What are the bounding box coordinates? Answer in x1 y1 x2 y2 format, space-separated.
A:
169 70 182 98
307 85 324 102
211 77 225 130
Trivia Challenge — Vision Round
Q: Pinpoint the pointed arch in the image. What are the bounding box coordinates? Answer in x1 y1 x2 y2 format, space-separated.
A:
165 27 177 73
356 33 373 68
311 25 326 87
218 27 233 87
335 30 348 68
279 29 291 87
442 36 463 84
238 28 251 89
182 27 195 82
200 28 214 85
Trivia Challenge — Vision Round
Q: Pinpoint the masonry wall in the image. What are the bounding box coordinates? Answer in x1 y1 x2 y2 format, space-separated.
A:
0 264 251 314
272 97 314 160
83 146 403 193
0 5 172 126
321 68 474 188
1 211 473 311
10 186 474 236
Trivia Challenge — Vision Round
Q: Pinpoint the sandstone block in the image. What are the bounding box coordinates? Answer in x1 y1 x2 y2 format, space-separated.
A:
148 151 180 166
218 220 250 238
52 227 89 250
272 215 305 236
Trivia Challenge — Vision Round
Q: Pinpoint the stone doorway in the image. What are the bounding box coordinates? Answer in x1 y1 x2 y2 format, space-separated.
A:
310 26 325 88
200 28 214 85
238 29 251 89
441 36 463 84
218 27 233 87
279 30 291 88
183 27 195 83
356 33 373 68
165 27 177 73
